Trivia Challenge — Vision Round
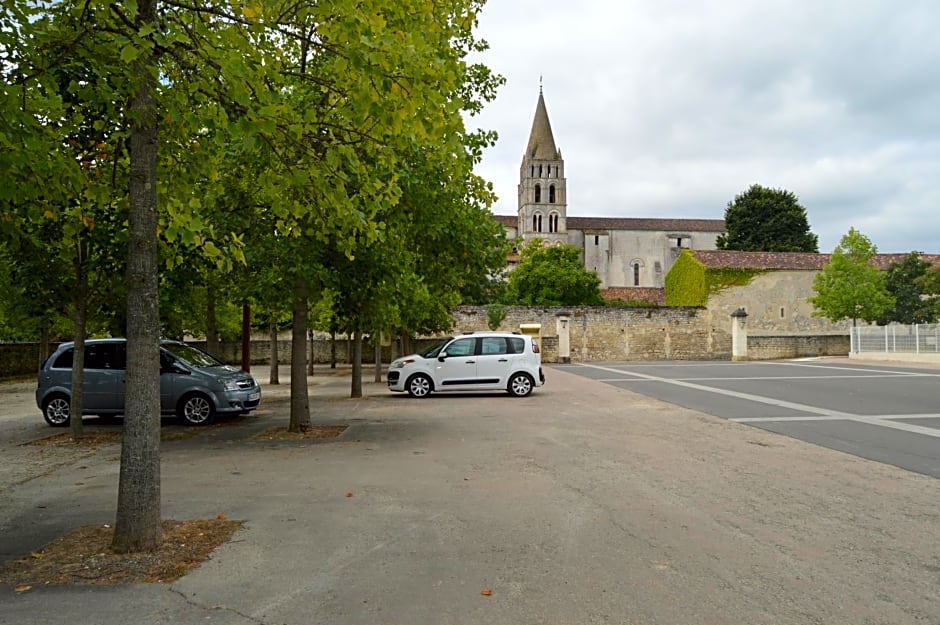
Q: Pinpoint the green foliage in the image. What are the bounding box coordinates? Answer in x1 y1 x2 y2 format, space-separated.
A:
716 184 819 252
505 240 603 306
707 268 768 294
879 252 937 324
919 265 940 315
665 251 708 306
486 304 507 330
665 250 766 307
810 228 894 326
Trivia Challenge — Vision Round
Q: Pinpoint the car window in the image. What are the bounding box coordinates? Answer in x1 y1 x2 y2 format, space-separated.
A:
507 337 525 354
481 337 507 355
85 343 124 369
52 348 73 369
443 338 475 357
419 338 453 359
161 342 223 367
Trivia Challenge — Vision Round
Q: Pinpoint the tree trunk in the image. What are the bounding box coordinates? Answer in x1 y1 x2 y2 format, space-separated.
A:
39 320 50 371
401 331 411 356
289 276 310 432
241 303 250 372
269 319 279 385
330 330 336 369
206 283 220 358
68 259 88 439
113 3 162 552
373 337 382 383
307 328 314 376
351 324 363 398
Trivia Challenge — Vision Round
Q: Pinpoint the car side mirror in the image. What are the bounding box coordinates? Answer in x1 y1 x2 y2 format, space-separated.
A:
438 352 448 362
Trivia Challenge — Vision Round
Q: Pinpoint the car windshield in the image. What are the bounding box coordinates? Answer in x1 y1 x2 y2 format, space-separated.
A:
418 338 453 359
161 342 224 367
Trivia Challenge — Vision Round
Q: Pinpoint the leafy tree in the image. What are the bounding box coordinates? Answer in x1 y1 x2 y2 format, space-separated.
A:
810 228 894 327
716 184 819 252
505 241 603 306
5 0 501 549
917 265 940 320
486 304 507 330
878 252 937 325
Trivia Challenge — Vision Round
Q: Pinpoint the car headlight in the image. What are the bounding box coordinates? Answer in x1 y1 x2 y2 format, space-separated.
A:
391 359 415 369
222 379 241 391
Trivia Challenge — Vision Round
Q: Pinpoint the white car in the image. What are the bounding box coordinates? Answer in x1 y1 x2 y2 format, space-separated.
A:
387 332 545 398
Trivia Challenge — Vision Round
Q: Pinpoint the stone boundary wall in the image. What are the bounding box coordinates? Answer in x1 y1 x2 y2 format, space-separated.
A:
1 310 853 377
453 305 731 362
746 335 850 360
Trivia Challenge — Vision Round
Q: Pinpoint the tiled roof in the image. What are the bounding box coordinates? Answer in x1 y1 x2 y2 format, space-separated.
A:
567 217 725 232
690 250 940 270
493 215 517 228
491 214 725 233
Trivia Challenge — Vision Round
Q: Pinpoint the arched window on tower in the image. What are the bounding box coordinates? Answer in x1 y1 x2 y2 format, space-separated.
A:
549 185 556 203
538 164 543 177
532 213 543 233
633 263 641 286
534 184 541 203
548 212 559 233
530 165 534 177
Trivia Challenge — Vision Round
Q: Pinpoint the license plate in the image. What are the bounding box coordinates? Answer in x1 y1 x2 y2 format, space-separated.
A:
248 391 260 401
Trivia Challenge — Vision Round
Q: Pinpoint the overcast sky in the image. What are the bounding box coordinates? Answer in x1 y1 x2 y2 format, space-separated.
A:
466 0 940 254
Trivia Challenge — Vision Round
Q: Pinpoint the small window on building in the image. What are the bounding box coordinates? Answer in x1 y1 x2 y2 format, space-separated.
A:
538 164 543 177
534 184 541 203
633 263 640 286
530 165 534 177
549 185 556 203
780 307 785 318
594 235 599 245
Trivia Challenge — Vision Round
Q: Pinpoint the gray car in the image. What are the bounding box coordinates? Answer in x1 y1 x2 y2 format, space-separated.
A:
36 338 261 427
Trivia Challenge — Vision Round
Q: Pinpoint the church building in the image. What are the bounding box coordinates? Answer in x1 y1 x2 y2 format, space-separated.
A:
494 89 726 295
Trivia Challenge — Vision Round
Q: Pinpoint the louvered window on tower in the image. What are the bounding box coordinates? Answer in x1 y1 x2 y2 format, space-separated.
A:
534 184 541 202
549 185 556 203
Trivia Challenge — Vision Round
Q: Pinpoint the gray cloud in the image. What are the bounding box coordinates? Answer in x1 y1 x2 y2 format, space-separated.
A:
468 0 940 252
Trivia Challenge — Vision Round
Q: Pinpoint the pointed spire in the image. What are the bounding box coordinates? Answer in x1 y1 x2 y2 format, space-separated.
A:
525 87 558 160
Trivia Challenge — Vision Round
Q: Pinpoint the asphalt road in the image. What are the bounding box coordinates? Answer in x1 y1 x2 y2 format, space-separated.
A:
1 364 939 625
561 358 940 477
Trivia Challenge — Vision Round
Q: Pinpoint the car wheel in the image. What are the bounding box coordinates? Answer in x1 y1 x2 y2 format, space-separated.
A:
178 393 215 426
507 372 534 397
42 394 71 427
406 374 433 398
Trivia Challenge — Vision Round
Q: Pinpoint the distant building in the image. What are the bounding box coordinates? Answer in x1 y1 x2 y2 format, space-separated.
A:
493 88 725 296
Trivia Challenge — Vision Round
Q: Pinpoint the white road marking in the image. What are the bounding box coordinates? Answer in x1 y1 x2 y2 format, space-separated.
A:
578 363 940 440
596 374 930 382
770 361 935 377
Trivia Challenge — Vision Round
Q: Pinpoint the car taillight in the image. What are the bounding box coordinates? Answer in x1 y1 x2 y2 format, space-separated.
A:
532 342 540 353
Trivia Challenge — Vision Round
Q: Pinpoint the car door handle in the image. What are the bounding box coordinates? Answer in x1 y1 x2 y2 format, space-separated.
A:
498 358 508 362
465 360 475 364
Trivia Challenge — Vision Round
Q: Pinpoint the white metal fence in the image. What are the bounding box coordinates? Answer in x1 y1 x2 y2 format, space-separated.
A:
851 324 940 354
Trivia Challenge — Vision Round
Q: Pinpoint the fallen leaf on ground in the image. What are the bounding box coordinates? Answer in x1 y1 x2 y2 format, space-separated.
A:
481 589 493 596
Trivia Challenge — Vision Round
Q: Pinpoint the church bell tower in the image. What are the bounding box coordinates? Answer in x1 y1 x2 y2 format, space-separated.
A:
518 87 567 244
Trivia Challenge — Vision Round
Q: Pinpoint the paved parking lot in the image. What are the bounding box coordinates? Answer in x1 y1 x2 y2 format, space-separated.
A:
3 364 940 625
561 358 940 477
